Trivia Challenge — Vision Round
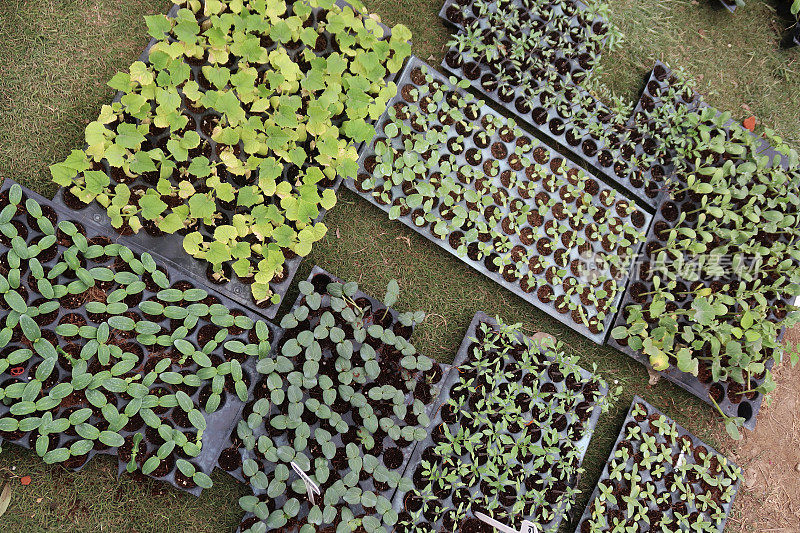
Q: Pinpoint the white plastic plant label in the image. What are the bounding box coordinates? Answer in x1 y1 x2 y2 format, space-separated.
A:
290 461 320 505
476 512 539 533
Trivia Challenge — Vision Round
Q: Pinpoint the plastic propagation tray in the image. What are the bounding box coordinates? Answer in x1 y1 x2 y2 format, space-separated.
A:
436 2 668 209
573 396 742 533
347 55 653 344
53 0 398 320
606 183 790 430
609 72 797 430
629 61 790 178
232 265 452 532
393 311 609 533
0 179 280 495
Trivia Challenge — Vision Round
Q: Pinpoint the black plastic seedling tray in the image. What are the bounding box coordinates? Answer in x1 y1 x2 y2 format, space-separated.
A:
609 75 796 430
231 265 450 532
607 186 785 430
574 396 742 533
393 311 608 533
630 60 790 177
0 179 280 495
348 55 653 344
53 0 398 320
436 1 666 209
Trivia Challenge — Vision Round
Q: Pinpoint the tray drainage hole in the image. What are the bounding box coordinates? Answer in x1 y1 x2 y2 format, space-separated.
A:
737 401 753 422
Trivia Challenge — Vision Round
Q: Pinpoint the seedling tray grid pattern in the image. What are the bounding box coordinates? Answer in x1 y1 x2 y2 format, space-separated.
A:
393 311 608 533
347 55 653 344
0 179 280 495
573 396 742 533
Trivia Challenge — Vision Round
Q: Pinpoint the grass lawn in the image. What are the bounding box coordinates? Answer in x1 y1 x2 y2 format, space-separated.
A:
0 0 798 531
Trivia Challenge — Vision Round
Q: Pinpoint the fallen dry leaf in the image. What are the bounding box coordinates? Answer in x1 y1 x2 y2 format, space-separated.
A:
530 332 556 346
0 483 12 517
648 367 661 386
19 476 31 486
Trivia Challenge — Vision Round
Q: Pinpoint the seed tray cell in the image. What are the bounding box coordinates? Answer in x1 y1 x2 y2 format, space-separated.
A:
348 55 652 344
231 266 446 532
0 179 280 494
574 396 742 533
54 0 398 319
393 311 608 533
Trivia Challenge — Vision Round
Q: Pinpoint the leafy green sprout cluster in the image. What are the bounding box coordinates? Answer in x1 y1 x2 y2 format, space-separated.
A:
445 0 738 200
444 0 669 177
50 0 412 306
400 318 610 533
0 184 273 488
237 277 433 532
611 107 800 438
356 62 648 333
580 402 742 533
448 0 620 93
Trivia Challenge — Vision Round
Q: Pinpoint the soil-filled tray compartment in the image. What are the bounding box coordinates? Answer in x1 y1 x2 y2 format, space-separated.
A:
347 56 652 344
574 396 742 533
608 132 798 430
51 0 409 320
0 179 280 495
394 311 609 533
231 266 446 532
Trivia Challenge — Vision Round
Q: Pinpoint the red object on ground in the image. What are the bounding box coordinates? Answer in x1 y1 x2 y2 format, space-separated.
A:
20 476 31 486
743 116 756 132
9 367 24 376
